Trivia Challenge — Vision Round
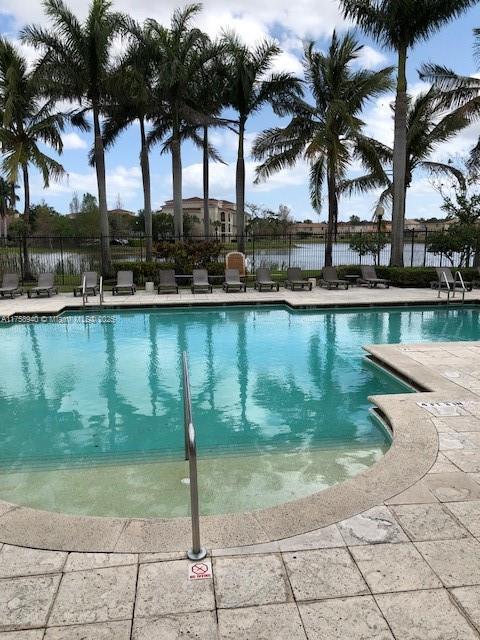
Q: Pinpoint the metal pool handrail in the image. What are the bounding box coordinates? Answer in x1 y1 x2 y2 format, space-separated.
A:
99 276 104 305
82 274 88 307
182 351 207 561
454 271 466 302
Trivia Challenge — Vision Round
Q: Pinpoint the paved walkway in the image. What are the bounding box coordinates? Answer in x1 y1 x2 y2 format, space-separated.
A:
2 343 480 637
1 284 478 317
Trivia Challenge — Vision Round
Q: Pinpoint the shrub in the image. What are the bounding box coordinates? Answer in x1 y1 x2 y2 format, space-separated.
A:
336 265 479 288
155 240 223 273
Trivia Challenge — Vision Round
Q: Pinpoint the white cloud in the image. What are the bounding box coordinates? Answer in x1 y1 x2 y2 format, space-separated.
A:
355 45 388 70
30 165 143 208
62 133 88 151
1 0 348 41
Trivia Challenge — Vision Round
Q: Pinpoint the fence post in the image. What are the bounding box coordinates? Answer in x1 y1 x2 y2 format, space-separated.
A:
423 229 428 267
288 234 292 268
252 234 255 272
410 230 415 267
60 236 65 285
140 235 144 263
99 235 104 276
18 236 24 284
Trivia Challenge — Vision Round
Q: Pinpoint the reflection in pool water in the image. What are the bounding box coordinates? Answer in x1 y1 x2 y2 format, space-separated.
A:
0 305 476 516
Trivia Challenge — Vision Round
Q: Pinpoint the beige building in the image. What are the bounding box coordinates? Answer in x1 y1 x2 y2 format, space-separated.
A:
161 197 243 239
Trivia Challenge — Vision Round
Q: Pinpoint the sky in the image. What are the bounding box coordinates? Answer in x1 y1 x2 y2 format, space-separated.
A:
1 0 480 222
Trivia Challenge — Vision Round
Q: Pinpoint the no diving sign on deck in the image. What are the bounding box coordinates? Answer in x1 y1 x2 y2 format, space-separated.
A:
188 559 212 581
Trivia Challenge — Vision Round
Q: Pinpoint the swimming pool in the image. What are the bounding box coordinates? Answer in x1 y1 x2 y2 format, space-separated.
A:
0 304 478 517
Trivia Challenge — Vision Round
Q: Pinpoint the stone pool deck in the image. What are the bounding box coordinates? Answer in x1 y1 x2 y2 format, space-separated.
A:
0 283 478 317
2 296 480 637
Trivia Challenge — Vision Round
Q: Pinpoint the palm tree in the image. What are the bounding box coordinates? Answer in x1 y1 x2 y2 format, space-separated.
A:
223 35 303 252
22 0 127 274
192 56 230 238
420 28 480 171
0 37 67 274
102 24 156 260
0 177 18 238
146 5 221 239
252 32 393 266
342 88 471 209
340 0 477 266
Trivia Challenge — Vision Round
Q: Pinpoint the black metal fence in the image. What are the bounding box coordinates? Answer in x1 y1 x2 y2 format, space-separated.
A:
0 230 467 285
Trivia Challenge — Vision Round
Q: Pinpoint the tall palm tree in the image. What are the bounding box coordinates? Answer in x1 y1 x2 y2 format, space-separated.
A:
340 0 477 266
22 0 127 274
146 5 221 239
102 25 156 260
192 56 230 238
252 32 393 266
342 88 471 207
420 28 480 171
223 35 303 252
0 37 67 274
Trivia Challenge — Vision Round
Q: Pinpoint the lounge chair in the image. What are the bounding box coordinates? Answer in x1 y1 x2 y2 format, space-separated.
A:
74 271 99 297
158 269 178 294
359 266 390 289
112 270 136 295
285 268 313 291
431 267 472 292
319 267 349 290
0 273 23 298
191 269 212 293
27 273 58 298
223 269 246 293
254 268 279 292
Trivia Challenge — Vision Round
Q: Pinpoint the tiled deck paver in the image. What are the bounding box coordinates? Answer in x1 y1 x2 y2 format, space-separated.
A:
0 574 61 631
350 542 441 593
375 589 479 640
213 554 291 608
283 548 369 601
131 612 218 639
337 506 408 546
299 596 394 640
5 336 480 634
134 559 215 618
391 503 470 541
48 565 137 626
44 621 132 639
217 603 307 640
450 586 480 632
416 537 480 587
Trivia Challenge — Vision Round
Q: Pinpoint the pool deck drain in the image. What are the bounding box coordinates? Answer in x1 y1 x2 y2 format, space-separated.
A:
2 294 480 636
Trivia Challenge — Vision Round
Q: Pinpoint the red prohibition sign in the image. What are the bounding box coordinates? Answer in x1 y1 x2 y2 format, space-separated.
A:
191 563 209 576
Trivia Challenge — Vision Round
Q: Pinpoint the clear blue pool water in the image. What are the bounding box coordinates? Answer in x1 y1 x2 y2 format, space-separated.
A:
0 304 478 516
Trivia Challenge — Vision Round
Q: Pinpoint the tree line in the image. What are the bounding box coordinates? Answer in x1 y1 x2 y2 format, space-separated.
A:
1 0 480 274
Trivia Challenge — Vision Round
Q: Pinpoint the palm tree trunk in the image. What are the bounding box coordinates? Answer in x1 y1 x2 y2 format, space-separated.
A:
22 164 31 280
139 116 153 260
391 44 408 267
172 121 183 239
325 164 337 267
203 126 209 239
93 104 112 275
236 117 246 253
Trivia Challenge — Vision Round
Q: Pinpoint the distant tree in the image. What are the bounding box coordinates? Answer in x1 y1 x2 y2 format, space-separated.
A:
350 232 388 265
349 215 361 224
69 193 81 215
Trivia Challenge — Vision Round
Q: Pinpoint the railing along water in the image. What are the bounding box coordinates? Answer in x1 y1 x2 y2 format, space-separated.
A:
81 274 87 307
182 352 207 561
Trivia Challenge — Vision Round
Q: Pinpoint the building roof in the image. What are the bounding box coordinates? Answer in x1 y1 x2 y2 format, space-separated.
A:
163 197 236 206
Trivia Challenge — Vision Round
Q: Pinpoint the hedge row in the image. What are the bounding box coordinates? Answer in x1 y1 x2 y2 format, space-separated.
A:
113 262 480 288
336 266 480 288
